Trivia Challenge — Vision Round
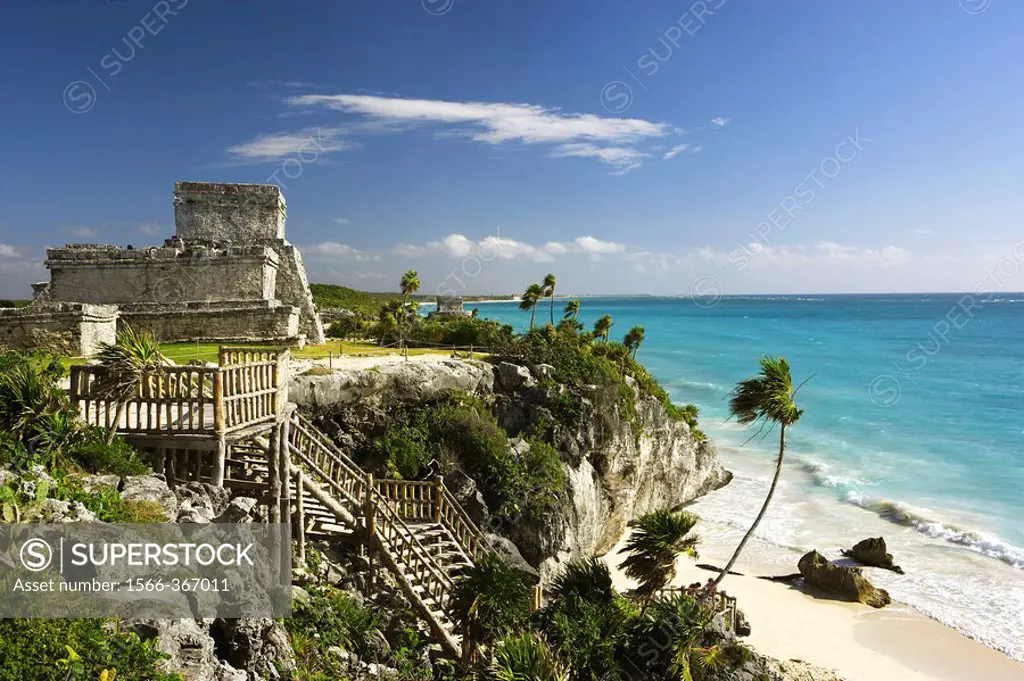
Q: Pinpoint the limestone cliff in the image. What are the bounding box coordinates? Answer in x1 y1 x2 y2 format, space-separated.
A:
290 359 731 579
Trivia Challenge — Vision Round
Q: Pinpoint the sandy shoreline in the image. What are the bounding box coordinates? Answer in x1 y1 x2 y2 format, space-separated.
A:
602 531 1024 681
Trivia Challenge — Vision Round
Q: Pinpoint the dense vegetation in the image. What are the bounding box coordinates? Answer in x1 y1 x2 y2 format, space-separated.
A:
0 349 177 678
364 393 566 525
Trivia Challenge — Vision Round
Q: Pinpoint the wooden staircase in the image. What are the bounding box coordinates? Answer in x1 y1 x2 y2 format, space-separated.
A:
285 411 487 659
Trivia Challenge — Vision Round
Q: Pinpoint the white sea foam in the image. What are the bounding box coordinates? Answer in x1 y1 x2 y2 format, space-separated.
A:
843 491 1024 569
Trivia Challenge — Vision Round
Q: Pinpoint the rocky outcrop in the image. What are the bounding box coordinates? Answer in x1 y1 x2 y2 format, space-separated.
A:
841 537 904 574
290 359 730 581
798 550 891 609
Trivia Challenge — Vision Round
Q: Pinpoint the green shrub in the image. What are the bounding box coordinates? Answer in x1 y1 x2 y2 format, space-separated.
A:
490 632 569 681
71 430 151 476
0 618 178 681
286 586 384 680
52 476 167 523
451 553 531 652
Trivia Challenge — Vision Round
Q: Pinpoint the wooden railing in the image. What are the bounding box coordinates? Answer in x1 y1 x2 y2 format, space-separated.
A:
288 413 366 509
70 347 290 438
70 365 218 435
375 479 438 521
437 483 488 561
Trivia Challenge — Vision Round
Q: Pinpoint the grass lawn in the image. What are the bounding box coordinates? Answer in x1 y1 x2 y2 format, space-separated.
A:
155 340 474 365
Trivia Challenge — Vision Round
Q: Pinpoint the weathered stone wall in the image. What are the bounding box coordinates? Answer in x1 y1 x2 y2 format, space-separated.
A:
272 242 325 343
117 301 300 344
0 303 117 356
46 244 279 305
174 182 285 242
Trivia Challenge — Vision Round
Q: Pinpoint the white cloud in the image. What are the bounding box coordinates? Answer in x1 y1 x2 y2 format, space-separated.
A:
136 222 162 236
711 117 730 128
226 127 351 163
543 241 569 255
334 218 351 225
0 244 20 258
305 241 379 262
695 241 912 269
69 227 98 239
552 143 648 173
664 143 692 159
573 236 626 254
287 94 674 171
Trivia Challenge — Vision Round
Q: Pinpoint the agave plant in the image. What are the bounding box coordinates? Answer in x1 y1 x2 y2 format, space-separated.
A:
489 632 568 681
550 558 616 606
0 355 72 451
619 509 700 607
94 327 167 443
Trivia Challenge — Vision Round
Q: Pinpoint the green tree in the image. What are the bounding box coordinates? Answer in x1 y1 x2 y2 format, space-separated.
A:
399 269 420 358
94 327 167 444
450 552 531 667
519 283 544 330
543 273 557 326
593 314 613 343
619 509 700 607
623 325 646 359
563 299 580 321
712 355 806 587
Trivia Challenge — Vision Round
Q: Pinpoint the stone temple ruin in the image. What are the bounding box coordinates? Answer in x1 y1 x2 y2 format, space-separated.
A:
0 182 325 355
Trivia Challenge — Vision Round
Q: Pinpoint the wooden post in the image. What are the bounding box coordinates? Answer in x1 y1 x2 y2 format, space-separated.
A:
434 476 445 524
212 437 226 487
268 424 281 524
295 466 306 564
364 473 376 594
213 372 225 434
530 585 543 612
279 418 291 535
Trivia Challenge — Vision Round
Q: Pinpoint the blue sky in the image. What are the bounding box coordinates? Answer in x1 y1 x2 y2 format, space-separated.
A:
1 0 1022 298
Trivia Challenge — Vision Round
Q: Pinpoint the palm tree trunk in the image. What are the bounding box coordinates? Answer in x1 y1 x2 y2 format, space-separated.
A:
712 423 786 587
549 290 555 326
530 305 536 330
105 401 128 444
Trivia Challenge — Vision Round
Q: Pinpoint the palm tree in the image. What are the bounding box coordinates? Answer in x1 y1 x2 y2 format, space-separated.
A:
712 356 806 587
593 314 613 342
563 299 580 321
542 273 557 326
519 283 544 330
550 558 616 606
451 552 531 667
399 269 420 358
618 509 700 607
94 326 167 444
623 325 646 359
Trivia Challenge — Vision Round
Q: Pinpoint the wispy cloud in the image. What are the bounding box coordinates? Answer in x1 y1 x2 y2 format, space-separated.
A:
663 143 692 159
286 94 675 172
305 241 380 262
226 127 351 163
333 218 351 225
68 227 98 239
0 244 21 258
711 117 730 128
136 222 162 236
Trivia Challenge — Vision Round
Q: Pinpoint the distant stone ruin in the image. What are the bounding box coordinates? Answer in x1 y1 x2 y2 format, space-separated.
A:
0 182 325 355
427 295 471 319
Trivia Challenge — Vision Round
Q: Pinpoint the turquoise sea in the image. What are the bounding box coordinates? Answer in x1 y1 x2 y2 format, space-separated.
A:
472 294 1024 661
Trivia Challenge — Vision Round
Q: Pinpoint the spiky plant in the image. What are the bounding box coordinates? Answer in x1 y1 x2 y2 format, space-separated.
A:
94 327 167 443
0 358 70 447
562 299 580 321
489 632 569 681
550 558 615 606
619 509 700 606
451 552 531 667
712 355 806 587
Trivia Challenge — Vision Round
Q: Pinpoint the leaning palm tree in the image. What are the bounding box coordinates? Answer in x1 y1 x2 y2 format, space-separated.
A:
623 325 646 359
519 283 544 330
619 509 700 608
94 326 167 443
712 356 806 587
542 273 557 326
593 314 613 342
563 299 580 321
398 269 420 358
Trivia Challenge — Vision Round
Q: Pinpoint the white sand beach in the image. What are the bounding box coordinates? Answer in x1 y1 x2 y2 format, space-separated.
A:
603 531 1024 681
